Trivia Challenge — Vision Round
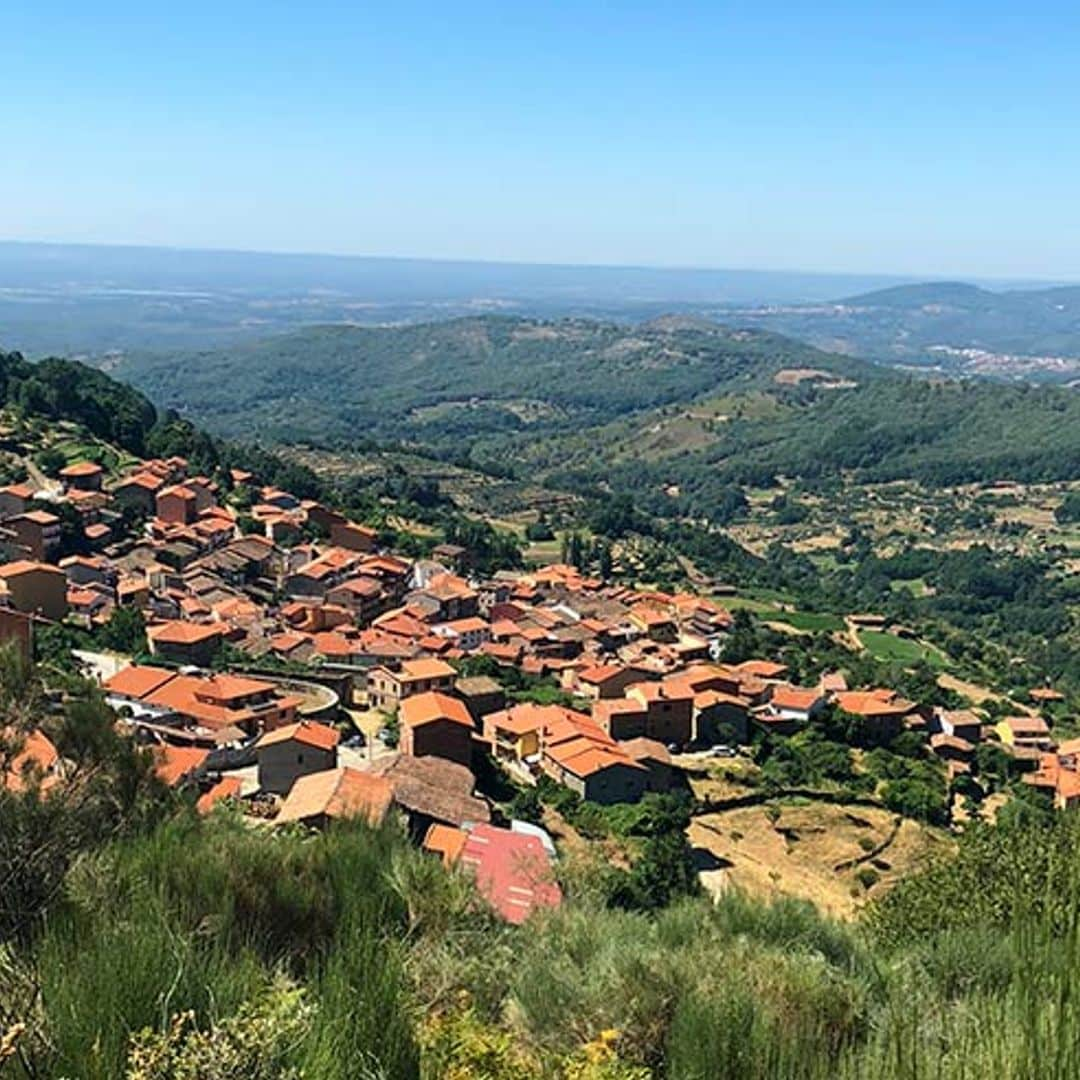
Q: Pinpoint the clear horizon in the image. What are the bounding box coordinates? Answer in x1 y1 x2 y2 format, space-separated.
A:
4 3 1079 280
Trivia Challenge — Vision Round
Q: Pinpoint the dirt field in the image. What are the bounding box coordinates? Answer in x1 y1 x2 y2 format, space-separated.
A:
688 800 950 919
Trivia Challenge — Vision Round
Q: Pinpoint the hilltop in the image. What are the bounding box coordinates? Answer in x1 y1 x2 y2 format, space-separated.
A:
103 315 874 445
720 281 1080 379
101 316 1080 518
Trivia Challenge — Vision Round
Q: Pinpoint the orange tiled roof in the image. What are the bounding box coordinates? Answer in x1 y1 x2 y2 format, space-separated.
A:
422 822 469 867
153 744 208 786
400 691 473 730
276 767 393 826
104 664 178 699
147 620 224 645
196 775 243 814
257 720 340 752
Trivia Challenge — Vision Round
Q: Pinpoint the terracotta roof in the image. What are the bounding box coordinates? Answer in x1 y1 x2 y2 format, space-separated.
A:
399 657 456 681
400 691 473 730
1000 715 1051 737
733 659 789 679
256 720 340 752
196 776 243 814
276 767 393 826
488 702 588 738
422 823 469 867
834 690 914 717
578 663 626 685
153 745 208 786
1030 687 1066 702
768 685 823 712
0 560 64 579
59 461 103 477
104 664 178 699
147 620 225 645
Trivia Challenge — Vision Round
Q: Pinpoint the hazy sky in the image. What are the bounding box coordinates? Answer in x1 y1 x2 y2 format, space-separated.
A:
4 2 1079 278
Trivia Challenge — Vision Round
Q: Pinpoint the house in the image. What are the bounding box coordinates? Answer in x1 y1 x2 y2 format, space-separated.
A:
995 715 1053 752
764 684 826 724
1025 751 1080 810
572 663 652 701
422 822 470 867
432 616 491 652
629 604 678 643
691 689 751 746
58 461 104 492
8 510 61 561
399 691 474 768
107 667 302 736
103 663 180 705
624 681 694 745
146 620 225 666
329 521 378 553
255 720 340 795
325 576 385 624
275 766 394 827
484 703 586 763
929 733 976 765
543 730 648 805
431 822 562 924
113 472 165 515
67 586 111 623
933 709 983 743
622 738 675 792
0 560 68 620
370 753 490 834
60 554 118 590
454 675 506 727
592 697 649 741
0 483 37 521
731 659 789 683
366 657 456 712
419 573 478 622
1030 687 1066 707
833 689 915 740
156 485 199 526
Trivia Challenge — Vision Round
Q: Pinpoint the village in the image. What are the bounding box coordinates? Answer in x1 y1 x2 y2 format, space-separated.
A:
1 449 1074 926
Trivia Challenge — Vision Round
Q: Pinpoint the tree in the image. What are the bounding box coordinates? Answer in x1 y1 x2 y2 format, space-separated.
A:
96 607 148 655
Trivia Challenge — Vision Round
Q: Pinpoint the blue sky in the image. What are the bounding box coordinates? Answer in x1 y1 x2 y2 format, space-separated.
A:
3 2 1079 278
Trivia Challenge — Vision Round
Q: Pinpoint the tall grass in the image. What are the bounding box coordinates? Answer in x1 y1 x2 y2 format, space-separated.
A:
7 808 1080 1077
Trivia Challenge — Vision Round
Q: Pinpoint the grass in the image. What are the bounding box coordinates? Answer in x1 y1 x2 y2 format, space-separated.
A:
9 800 1080 1078
859 629 947 668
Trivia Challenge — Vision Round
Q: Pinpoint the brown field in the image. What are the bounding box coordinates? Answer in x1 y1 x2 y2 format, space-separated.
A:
689 800 950 919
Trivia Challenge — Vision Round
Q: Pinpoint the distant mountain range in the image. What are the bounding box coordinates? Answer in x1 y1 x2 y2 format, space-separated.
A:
716 281 1080 384
2 242 1079 384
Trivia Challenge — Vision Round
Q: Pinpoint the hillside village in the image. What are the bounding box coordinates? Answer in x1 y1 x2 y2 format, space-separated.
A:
2 439 1075 924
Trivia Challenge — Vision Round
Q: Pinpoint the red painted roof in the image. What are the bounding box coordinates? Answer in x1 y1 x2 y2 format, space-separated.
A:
458 823 561 924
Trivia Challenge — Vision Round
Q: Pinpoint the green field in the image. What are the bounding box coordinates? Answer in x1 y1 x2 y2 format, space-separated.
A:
858 629 947 668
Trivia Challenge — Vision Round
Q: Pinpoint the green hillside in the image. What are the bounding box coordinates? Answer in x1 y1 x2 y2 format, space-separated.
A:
102 317 1080 525
104 316 876 444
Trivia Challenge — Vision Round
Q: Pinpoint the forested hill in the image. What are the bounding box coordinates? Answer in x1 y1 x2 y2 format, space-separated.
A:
101 316 877 444
96 315 1080 506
